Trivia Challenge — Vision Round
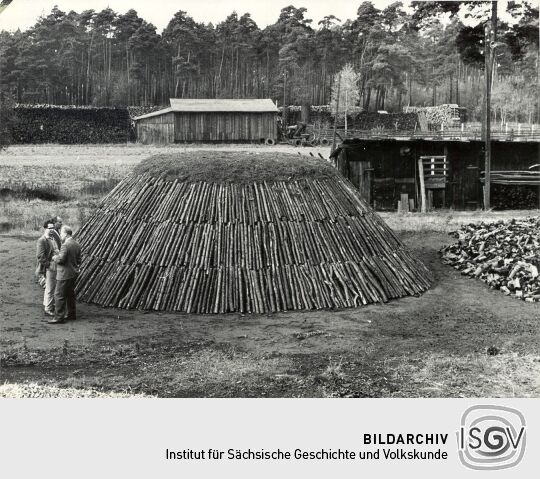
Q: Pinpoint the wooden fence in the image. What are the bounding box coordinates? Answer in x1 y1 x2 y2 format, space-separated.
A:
308 125 540 143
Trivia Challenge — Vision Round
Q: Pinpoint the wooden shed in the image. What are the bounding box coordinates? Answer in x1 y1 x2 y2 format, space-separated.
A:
134 99 278 144
332 138 539 210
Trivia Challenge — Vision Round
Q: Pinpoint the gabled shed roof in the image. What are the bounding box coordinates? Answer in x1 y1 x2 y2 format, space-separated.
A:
134 99 278 120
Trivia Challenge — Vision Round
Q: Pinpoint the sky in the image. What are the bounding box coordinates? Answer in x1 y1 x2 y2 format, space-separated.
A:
0 0 395 32
0 0 518 32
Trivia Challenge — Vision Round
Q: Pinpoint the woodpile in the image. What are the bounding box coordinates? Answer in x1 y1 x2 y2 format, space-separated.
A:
441 218 540 302
12 105 132 143
279 107 417 131
492 184 539 210
403 105 459 128
350 112 418 131
481 170 540 186
75 152 432 313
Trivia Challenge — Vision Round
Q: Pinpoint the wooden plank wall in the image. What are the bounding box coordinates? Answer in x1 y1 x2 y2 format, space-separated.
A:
174 112 277 142
445 143 481 209
336 150 373 204
136 112 174 144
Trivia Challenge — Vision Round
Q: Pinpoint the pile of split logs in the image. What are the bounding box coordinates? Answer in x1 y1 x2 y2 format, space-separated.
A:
403 104 459 127
441 218 540 302
75 155 432 314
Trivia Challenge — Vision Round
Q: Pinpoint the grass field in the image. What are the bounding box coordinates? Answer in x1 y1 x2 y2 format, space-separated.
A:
0 144 334 232
1 144 539 398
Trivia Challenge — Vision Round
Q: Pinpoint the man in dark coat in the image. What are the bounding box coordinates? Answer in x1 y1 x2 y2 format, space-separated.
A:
36 220 52 288
49 225 82 324
36 220 60 315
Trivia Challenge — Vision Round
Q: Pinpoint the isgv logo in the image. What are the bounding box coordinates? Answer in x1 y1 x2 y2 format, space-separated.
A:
457 405 526 470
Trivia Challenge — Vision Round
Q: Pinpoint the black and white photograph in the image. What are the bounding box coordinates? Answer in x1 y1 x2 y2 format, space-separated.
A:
0 0 538 405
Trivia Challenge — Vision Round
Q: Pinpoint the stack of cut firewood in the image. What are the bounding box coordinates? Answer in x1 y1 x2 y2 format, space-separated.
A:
441 218 540 302
403 105 458 127
350 112 418 130
12 105 131 143
492 184 539 210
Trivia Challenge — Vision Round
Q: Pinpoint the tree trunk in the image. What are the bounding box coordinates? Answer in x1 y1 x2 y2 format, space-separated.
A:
86 32 94 104
282 71 287 108
145 60 149 105
364 87 371 111
360 77 366 109
217 46 225 97
345 89 348 133
266 50 270 98
301 103 310 124
126 42 130 105
408 73 413 106
322 48 327 105
108 37 112 103
235 48 239 98
456 58 460 105
230 46 235 96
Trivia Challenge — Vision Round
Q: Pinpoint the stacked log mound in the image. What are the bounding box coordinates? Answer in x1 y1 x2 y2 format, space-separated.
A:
75 152 432 313
441 218 540 302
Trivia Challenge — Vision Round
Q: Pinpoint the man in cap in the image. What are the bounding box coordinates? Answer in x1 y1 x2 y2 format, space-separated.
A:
49 225 81 324
36 219 60 317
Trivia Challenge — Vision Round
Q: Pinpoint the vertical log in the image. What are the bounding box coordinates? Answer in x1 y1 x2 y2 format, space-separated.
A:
418 157 427 213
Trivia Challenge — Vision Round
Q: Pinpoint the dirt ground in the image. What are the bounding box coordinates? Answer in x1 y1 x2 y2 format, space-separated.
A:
1 230 539 397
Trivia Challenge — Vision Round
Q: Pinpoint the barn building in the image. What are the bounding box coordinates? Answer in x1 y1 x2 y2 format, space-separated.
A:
134 99 278 144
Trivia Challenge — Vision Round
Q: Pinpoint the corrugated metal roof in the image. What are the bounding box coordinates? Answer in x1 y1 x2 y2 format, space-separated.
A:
134 99 278 120
170 99 278 112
